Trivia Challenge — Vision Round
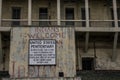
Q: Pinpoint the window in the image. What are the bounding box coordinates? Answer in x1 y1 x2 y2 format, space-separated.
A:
111 9 115 27
12 7 21 26
81 8 86 27
65 8 74 26
117 8 120 27
82 58 94 70
39 8 48 26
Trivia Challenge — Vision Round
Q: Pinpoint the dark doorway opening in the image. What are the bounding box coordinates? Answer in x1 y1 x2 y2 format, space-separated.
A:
82 58 94 70
0 32 10 78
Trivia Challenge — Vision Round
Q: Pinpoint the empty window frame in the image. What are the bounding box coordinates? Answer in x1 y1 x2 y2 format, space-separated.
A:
65 8 74 26
12 7 21 26
39 8 48 26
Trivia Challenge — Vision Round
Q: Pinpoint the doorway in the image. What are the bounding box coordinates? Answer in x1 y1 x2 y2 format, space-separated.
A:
0 32 10 78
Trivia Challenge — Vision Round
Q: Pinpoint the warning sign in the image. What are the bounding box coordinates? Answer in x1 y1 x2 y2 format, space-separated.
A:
29 39 56 65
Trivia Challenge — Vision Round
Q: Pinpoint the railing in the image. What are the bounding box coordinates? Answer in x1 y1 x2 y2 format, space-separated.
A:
1 19 120 27
89 20 115 27
61 20 86 27
32 19 57 26
1 19 28 27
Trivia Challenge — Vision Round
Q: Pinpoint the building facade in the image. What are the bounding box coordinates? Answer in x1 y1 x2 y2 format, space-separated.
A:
0 0 120 80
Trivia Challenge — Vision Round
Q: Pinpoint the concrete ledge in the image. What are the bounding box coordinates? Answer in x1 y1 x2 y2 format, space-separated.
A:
1 27 120 32
0 27 11 31
75 27 120 32
2 77 81 80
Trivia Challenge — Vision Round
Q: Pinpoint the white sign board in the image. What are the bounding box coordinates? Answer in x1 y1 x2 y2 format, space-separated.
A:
29 39 56 65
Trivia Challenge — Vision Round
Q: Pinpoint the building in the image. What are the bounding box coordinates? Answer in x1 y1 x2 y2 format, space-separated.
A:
0 0 120 80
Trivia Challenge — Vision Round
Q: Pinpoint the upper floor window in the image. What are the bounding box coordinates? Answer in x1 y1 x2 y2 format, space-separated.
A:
39 8 48 26
65 8 74 26
117 8 120 27
81 8 86 27
12 7 21 26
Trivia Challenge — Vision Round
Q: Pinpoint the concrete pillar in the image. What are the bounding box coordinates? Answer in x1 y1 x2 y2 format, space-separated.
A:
0 34 2 63
85 32 89 52
0 0 2 26
85 0 89 52
28 0 32 25
85 0 89 27
112 32 118 61
112 0 118 61
0 0 2 63
113 0 118 28
57 0 61 25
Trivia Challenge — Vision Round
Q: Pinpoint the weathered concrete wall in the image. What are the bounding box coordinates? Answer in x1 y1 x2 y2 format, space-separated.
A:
2 0 114 20
96 49 120 70
9 27 76 78
2 0 117 27
60 0 112 20
80 49 120 70
2 0 57 20
32 0 57 19
76 41 120 70
2 0 28 19
89 0 111 20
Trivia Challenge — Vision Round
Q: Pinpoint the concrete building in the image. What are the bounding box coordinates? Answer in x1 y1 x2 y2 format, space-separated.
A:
0 0 120 80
